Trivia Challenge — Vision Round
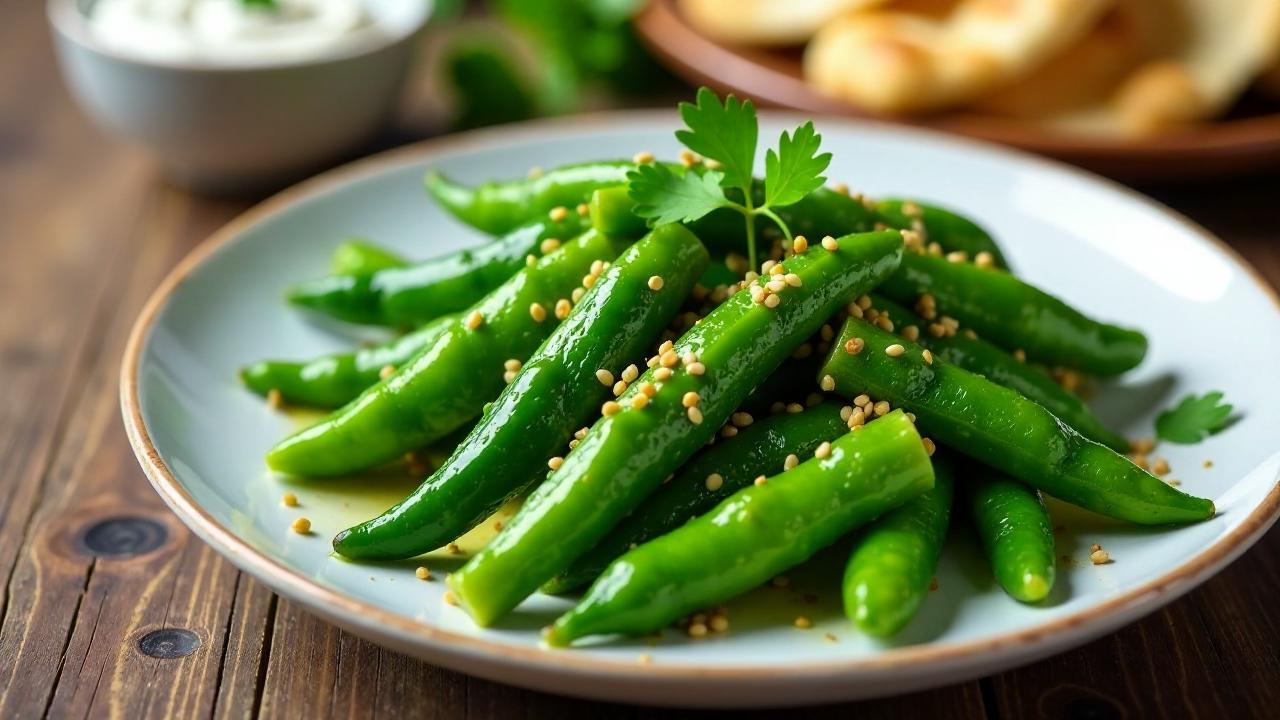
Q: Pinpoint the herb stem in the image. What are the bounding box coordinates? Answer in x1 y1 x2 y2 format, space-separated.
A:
741 192 758 271
757 207 792 243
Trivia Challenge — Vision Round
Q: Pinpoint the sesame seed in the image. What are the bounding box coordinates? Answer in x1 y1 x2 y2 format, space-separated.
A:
815 441 832 459
640 382 657 397
946 251 969 263
794 616 812 629
415 566 431 580
447 542 461 554
659 340 674 354
647 275 664 291
704 158 723 170
595 369 614 386
820 374 836 391
529 303 547 322
1131 437 1156 454
571 287 586 303
750 287 767 305
602 401 622 416
465 311 484 330
844 337 865 354
687 406 703 424
679 149 699 167
761 260 777 274
720 425 738 438
873 400 891 416
832 182 849 195
504 359 522 372
784 454 799 470
1090 549 1111 565
681 352 698 367
548 456 564 471
856 295 872 310
902 325 920 341
290 517 311 534
848 409 866 428
705 473 724 491
638 653 653 665
582 274 597 289
631 394 650 410
281 492 298 507
633 151 655 164
660 350 679 368
443 590 458 606
527 166 544 179
786 402 803 414
1012 349 1026 363
654 367 673 380
688 622 708 638
503 370 517 384
922 437 936 456
613 380 628 397
710 615 729 632
526 254 537 267
975 251 995 269
754 475 767 486
1153 458 1171 476
922 349 933 365
590 259 605 275
732 412 753 427
266 388 283 409
821 235 839 251
575 427 589 439
540 238 561 254
769 263 785 276
854 394 870 407
549 206 569 221
682 391 701 408
687 362 706 376
379 364 397 380
766 278 786 294
885 344 906 357
840 406 854 422
555 299 572 320
764 294 781 309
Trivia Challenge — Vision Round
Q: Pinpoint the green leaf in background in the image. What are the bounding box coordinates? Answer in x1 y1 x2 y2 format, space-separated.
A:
675 88 758 194
627 164 729 226
446 40 536 130
1155 391 1234 444
240 0 278 9
764 121 831 209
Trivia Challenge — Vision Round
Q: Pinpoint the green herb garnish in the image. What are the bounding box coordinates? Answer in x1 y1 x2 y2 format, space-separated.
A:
240 0 278 9
628 87 832 270
1155 391 1233 444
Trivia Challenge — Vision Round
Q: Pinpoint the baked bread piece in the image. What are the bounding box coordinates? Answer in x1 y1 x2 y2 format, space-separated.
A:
680 0 885 47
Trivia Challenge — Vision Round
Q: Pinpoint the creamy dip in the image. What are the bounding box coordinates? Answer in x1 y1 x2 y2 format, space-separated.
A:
89 0 377 64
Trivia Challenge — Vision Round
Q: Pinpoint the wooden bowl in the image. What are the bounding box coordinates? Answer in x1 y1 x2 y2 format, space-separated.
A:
635 0 1280 182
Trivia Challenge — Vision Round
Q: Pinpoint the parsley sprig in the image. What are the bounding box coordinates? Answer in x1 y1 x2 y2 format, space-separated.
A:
627 88 832 271
1155 391 1234 444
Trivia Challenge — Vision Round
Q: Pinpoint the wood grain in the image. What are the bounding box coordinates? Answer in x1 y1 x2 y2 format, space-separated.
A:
1 2 1277 718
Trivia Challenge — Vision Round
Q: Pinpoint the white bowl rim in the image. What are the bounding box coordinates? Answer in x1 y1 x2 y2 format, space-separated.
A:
120 109 1280 683
47 0 432 73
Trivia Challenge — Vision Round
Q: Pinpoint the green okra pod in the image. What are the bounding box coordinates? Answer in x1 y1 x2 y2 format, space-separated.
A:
819 317 1213 525
265 228 631 478
873 199 1008 270
546 410 934 646
965 465 1057 603
331 225 710 560
843 451 954 637
447 230 905 625
329 240 408 276
544 401 850 594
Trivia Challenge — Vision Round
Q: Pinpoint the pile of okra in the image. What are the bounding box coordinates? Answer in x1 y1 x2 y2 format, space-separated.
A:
244 94 1214 645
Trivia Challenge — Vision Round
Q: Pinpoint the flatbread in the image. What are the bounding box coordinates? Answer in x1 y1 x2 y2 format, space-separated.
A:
679 0 886 47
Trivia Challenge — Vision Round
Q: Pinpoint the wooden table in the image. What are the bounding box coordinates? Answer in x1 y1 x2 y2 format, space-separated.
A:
3 4 1278 717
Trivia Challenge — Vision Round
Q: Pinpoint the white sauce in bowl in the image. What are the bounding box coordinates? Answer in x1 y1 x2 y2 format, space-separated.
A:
89 0 383 64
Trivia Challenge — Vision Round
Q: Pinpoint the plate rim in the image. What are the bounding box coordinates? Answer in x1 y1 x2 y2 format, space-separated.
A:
120 109 1280 683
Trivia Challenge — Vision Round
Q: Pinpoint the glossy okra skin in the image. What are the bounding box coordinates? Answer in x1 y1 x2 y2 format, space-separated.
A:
331 225 709 560
546 410 934 646
287 215 587 327
425 161 634 235
447 230 905 625
966 465 1057 602
843 451 954 637
265 229 630 478
330 240 407 276
868 295 1128 451
544 401 850 594
820 318 1214 524
878 251 1147 376
873 200 1008 270
241 314 457 409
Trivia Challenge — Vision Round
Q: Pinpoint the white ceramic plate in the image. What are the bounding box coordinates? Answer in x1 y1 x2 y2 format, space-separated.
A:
122 112 1280 708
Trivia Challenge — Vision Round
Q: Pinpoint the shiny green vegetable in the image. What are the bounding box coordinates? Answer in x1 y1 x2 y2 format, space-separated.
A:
447 230 904 625
867 294 1128 451
878 251 1147 375
330 240 407 276
426 161 633 235
843 451 954 637
966 465 1057 603
873 199 1008 270
241 314 457 409
287 215 587 327
819 317 1214 524
332 225 709 559
266 228 629 478
544 401 850 594
546 410 934 646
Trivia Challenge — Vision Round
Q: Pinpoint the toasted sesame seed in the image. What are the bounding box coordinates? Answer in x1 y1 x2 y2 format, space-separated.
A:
688 621 708 637
595 369 614 386
639 382 657 397
853 394 870 407
705 473 724 491
647 275 665 291
602 401 622 416
575 427 589 439
1153 458 1171 476
660 350 679 368
503 370 517 384
901 229 924 250
784 273 803 289
415 566 431 580
527 166 544 179
552 299 572 320
873 400 891 416
754 475 767 486
1012 349 1027 363
840 406 854 422
582 273 597 289
682 391 701 408
848 409 866 428
975 251 995 269
821 235 839 251
764 293 781 309
844 337 865 354
529 302 547 323
282 492 298 507
1090 549 1111 565
548 456 564 471
857 295 872 310
504 359 522 372
885 344 906 357
686 362 706 376
769 263 785 276
786 402 803 414
820 374 836 391
290 517 311 534
767 278 787 293
526 254 537 267
731 412 754 427
792 235 808 253
720 425 738 438
654 366 673 380
540 238 561 254
571 287 586 303
832 182 850 195
631 394 650 410
784 454 799 471
443 590 458 606
633 150 655 164
750 286 767 305
377 363 397 380
613 380 628 397
549 206 569 221
658 340 674 354
614 364 635 383
922 437 936 456
794 616 812 629
687 406 703 424
465 311 484 330
922 349 933 365
710 615 729 632
761 260 777 274
901 325 920 342
679 148 699 167
266 388 283 409
946 251 969 263
447 542 461 554
815 441 832 459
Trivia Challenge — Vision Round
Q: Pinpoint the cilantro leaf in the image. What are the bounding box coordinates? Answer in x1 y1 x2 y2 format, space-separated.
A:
627 164 729 226
1155 391 1233 444
763 122 831 209
675 87 757 193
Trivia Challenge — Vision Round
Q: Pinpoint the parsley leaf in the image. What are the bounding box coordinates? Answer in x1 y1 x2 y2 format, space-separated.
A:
763 121 830 209
1155 391 1233 444
675 87 757 193
627 164 729 226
